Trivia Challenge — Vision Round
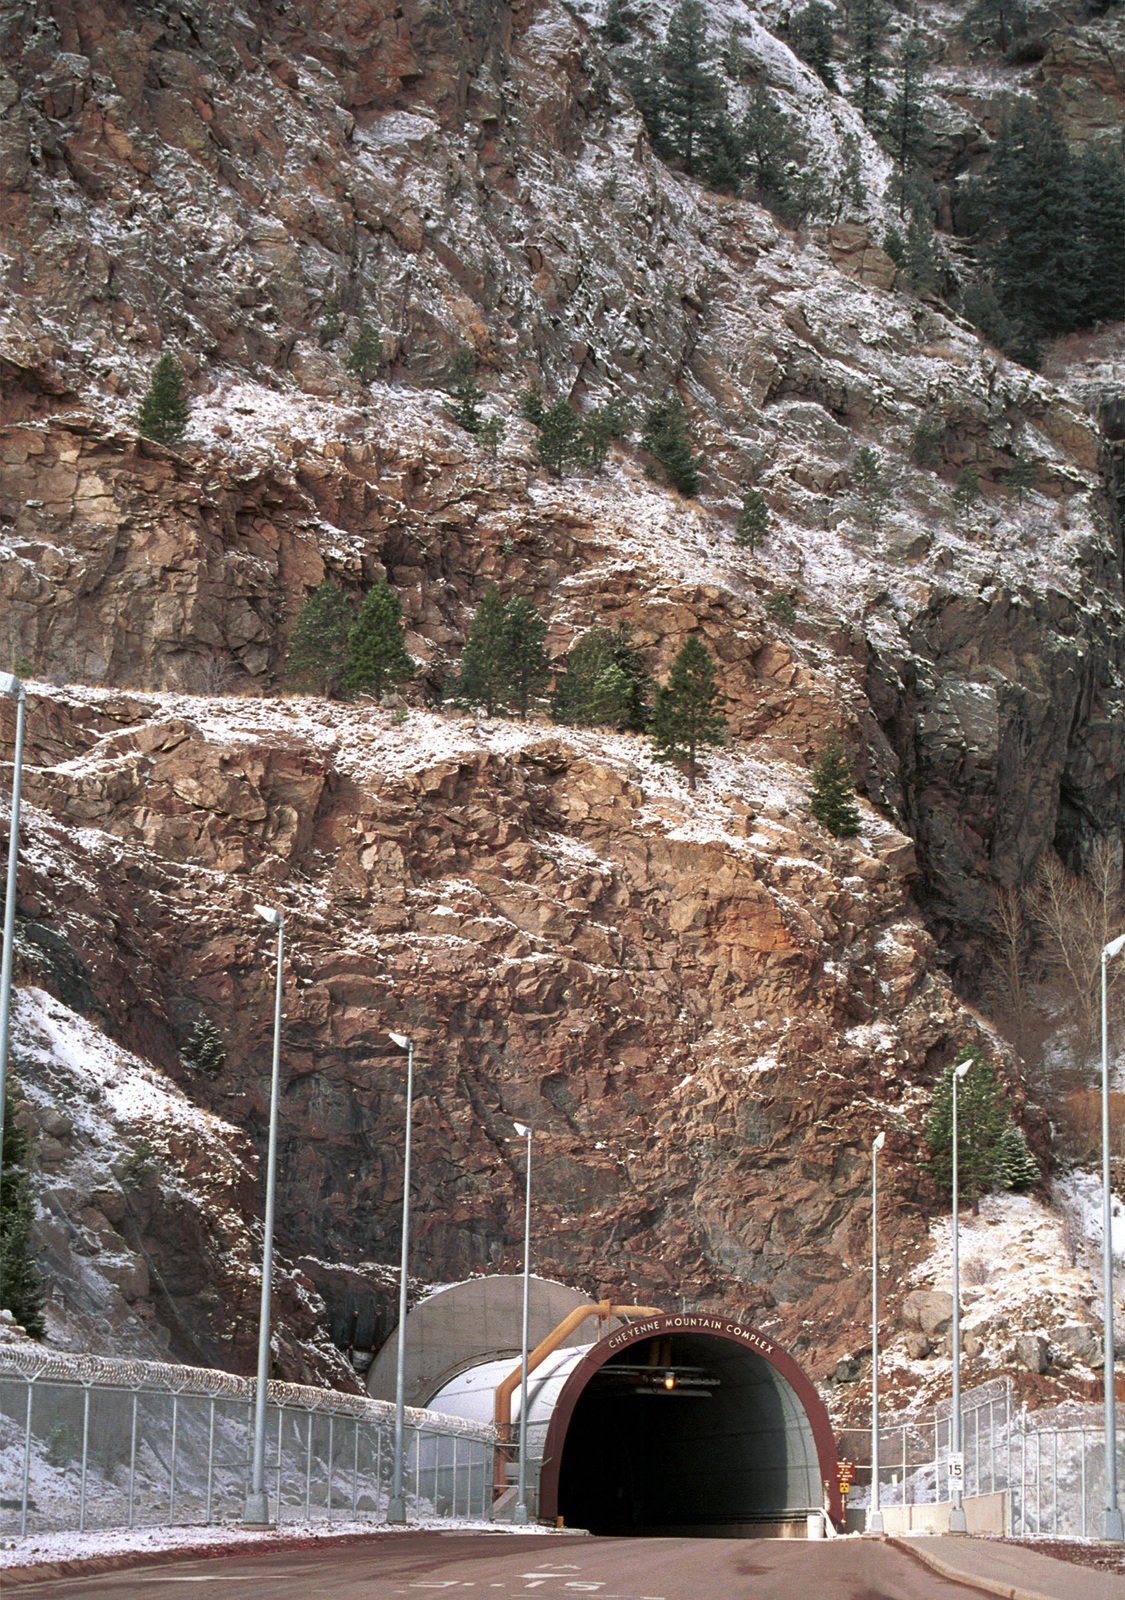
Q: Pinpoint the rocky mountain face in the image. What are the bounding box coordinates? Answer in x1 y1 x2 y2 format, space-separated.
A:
0 0 1122 1418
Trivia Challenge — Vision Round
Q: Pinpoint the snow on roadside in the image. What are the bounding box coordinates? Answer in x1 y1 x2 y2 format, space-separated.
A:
0 1514 560 1571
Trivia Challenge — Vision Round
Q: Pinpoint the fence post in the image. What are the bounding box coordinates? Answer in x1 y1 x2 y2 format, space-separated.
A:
305 1413 313 1520
352 1417 360 1519
79 1386 91 1533
327 1415 334 1519
20 1383 33 1537
414 1425 421 1507
1035 1432 1041 1532
170 1394 179 1524
274 1405 283 1523
1081 1427 1088 1537
205 1398 216 1525
1052 1430 1058 1534
128 1392 138 1529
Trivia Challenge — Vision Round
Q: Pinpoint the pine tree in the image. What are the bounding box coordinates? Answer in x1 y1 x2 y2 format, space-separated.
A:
502 595 551 717
648 635 726 791
603 0 631 44
923 1051 1010 1210
658 0 726 176
960 278 1026 357
341 579 414 701
722 24 747 80
965 0 1027 52
318 294 343 346
640 397 701 497
581 403 628 474
995 1119 1039 1192
903 204 944 294
735 487 769 552
346 321 383 382
137 352 189 446
286 581 355 696
520 386 547 427
536 399 586 480
846 0 891 128
477 416 505 460
887 33 929 217
953 464 981 514
701 111 744 195
459 586 511 716
789 2 837 88
985 99 1090 350
809 735 861 837
1007 453 1034 502
1077 145 1125 327
552 624 649 730
850 446 889 528
182 1015 226 1077
0 1081 45 1339
739 87 797 204
445 348 485 434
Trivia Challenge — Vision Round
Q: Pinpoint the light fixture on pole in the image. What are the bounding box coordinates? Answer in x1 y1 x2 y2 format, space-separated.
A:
244 904 285 1526
867 1129 886 1535
1102 931 1125 1541
0 671 27 1187
949 1057 971 1535
386 1030 414 1525
512 1120 533 1526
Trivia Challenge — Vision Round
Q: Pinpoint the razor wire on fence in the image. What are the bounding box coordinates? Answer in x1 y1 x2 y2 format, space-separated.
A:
837 1376 1125 1536
0 1346 495 1537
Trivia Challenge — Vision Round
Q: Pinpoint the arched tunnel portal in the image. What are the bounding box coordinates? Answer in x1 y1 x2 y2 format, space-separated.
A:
540 1314 843 1536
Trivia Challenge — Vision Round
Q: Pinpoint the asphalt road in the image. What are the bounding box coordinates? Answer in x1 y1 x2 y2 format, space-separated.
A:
7 1533 1002 1599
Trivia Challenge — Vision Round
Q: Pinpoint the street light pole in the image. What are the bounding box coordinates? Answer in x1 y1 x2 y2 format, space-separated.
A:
387 1031 414 1525
0 671 27 1183
1102 931 1125 1541
949 1057 971 1535
867 1130 886 1534
512 1120 533 1526
244 904 285 1526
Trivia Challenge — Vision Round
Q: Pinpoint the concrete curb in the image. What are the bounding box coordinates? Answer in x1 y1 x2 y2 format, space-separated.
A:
887 1535 1059 1600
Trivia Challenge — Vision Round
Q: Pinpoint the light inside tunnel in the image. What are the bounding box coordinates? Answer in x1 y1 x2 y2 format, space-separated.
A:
553 1333 824 1536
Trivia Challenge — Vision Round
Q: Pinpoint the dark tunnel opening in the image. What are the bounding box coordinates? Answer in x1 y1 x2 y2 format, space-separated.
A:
555 1334 825 1536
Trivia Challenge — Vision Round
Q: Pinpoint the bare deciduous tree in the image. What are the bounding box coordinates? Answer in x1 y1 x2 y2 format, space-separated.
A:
1032 840 1124 1045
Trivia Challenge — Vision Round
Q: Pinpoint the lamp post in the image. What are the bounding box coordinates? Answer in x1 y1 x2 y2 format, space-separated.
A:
512 1120 533 1526
949 1057 971 1535
1102 931 1125 1541
244 904 285 1526
0 671 27 1182
387 1030 414 1525
867 1129 886 1534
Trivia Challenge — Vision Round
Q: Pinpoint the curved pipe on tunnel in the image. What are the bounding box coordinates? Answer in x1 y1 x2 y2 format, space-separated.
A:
536 1314 845 1530
492 1301 663 1499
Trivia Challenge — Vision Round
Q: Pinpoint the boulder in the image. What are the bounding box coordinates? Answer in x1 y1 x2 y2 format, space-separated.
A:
902 1290 954 1338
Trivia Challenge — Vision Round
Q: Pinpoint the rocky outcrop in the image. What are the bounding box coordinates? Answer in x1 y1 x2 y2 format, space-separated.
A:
6 683 975 1379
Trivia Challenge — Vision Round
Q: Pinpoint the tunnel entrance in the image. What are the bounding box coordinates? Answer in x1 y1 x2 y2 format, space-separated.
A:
541 1314 841 1536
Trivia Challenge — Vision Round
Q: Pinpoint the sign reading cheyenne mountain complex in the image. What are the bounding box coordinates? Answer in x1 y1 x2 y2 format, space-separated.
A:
607 1314 777 1356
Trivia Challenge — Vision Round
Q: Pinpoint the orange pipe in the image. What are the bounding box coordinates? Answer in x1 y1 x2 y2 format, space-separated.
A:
492 1301 663 1500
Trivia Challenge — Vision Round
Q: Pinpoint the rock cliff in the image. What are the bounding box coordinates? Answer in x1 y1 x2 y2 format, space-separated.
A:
0 0 1122 1411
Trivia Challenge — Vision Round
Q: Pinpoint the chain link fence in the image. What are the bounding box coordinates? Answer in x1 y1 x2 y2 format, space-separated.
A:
838 1377 1124 1536
0 1346 495 1536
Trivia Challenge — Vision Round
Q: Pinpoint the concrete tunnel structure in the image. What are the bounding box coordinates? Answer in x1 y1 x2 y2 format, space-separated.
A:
366 1277 843 1534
